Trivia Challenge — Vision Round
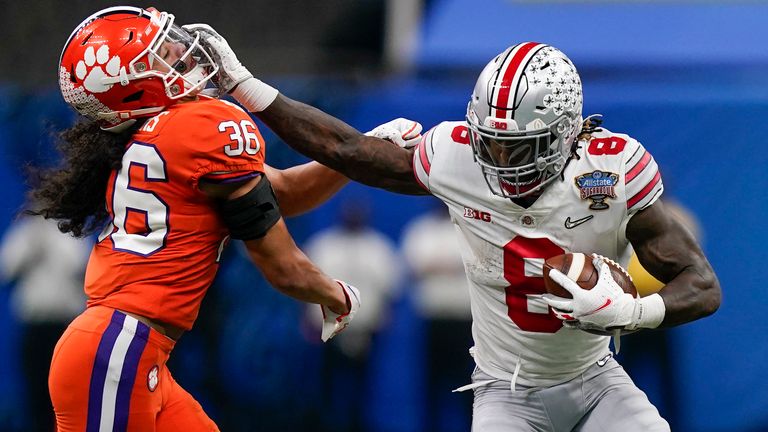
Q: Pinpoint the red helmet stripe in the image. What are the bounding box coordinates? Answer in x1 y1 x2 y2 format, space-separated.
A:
494 42 543 119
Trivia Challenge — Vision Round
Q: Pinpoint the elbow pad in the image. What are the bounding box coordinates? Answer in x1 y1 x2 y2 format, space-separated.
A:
219 176 281 240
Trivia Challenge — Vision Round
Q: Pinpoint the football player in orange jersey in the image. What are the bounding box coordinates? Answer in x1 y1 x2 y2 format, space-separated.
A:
28 6 374 432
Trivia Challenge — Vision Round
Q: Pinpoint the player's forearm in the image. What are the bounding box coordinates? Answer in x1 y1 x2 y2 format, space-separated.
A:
265 163 348 217
264 255 347 313
258 94 361 170
257 95 422 193
628 203 721 328
244 221 347 313
650 260 720 328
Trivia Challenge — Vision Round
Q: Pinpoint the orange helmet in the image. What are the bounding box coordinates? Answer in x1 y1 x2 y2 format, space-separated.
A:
59 6 218 131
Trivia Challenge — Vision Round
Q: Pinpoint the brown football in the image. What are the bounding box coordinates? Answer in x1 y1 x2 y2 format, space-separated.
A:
543 253 638 336
543 253 637 298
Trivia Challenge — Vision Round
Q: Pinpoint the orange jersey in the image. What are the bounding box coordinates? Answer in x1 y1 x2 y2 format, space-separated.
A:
84 97 265 330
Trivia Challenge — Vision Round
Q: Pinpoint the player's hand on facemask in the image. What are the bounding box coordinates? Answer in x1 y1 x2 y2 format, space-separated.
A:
365 118 423 149
542 255 640 331
320 280 361 342
182 23 253 95
184 23 277 111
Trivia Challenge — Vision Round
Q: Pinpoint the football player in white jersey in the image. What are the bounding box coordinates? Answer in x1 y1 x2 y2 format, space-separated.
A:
190 26 720 431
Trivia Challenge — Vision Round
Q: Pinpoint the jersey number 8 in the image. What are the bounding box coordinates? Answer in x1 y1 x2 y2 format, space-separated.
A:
504 236 565 333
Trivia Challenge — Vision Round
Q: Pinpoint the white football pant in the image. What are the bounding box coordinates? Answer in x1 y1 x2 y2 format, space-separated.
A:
470 356 670 432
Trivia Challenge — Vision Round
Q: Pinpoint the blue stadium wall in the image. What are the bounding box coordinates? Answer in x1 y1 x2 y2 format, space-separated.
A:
1 1 767 430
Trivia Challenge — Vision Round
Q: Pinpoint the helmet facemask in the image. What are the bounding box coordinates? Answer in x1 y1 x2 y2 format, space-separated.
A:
466 43 583 199
468 111 580 198
100 11 218 101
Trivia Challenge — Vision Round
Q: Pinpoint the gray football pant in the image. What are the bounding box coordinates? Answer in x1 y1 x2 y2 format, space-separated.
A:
471 356 670 432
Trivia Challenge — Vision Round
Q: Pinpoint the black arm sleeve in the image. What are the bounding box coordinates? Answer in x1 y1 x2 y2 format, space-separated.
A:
218 176 281 240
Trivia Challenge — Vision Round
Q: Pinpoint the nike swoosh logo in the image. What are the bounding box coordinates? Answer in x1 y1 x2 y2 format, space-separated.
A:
584 298 612 316
596 353 612 367
564 215 594 229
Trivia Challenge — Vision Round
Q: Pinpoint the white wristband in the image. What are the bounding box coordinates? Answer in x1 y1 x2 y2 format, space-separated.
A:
634 293 666 329
231 77 279 112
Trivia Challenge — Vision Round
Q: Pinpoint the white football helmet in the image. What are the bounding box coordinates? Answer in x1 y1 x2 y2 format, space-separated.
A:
466 43 583 199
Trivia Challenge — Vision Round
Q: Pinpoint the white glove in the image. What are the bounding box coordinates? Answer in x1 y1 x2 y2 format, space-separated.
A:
185 23 277 111
320 280 361 342
542 255 641 331
365 118 423 148
182 23 253 95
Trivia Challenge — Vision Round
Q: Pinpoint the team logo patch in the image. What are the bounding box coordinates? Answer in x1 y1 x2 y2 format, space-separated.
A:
519 215 536 227
147 365 159 392
575 171 619 210
463 207 492 223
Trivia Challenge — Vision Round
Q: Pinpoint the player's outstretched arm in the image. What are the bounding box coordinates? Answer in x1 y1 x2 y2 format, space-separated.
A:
186 23 427 195
258 95 427 195
262 116 423 215
264 163 348 217
626 200 721 327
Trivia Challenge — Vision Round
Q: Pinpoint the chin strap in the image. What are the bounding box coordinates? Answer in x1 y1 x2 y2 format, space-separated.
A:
98 106 165 133
100 119 136 133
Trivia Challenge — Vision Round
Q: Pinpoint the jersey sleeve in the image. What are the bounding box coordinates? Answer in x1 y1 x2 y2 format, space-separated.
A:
624 138 663 215
163 99 266 190
412 123 448 192
199 170 261 185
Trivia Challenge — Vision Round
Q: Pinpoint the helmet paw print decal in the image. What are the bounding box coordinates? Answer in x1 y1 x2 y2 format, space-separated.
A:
75 45 122 94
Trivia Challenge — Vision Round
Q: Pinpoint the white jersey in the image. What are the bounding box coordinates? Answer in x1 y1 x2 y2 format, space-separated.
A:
412 121 663 387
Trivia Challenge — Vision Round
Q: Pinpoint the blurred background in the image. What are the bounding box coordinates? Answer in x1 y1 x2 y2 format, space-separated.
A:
1 0 766 431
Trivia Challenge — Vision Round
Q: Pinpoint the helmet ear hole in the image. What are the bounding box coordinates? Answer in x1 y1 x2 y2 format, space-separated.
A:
122 90 144 103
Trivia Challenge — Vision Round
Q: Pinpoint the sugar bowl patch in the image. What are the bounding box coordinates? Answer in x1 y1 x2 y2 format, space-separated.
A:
575 171 618 210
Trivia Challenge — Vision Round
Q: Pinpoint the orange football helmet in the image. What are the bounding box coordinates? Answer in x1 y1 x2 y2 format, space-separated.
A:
59 6 218 131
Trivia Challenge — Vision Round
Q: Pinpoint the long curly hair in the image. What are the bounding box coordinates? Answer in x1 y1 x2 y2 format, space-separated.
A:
26 121 142 238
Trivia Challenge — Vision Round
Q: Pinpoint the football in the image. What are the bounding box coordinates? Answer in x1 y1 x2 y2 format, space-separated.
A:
543 252 637 298
542 253 638 336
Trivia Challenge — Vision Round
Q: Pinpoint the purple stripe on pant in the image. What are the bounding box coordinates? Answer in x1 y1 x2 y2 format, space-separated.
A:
87 311 126 432
113 321 150 431
85 310 150 432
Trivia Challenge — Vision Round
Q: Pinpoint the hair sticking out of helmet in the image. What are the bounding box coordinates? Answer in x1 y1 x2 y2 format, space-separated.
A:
58 6 218 132
466 43 583 199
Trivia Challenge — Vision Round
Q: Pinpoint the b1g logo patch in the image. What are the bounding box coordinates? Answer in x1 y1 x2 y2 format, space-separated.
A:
575 171 619 210
464 206 492 223
147 365 159 392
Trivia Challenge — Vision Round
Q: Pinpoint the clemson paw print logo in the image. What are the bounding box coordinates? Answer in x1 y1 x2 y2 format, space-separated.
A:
147 365 159 392
75 44 122 93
